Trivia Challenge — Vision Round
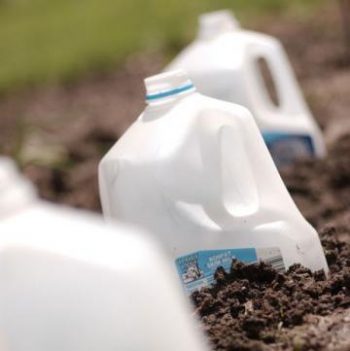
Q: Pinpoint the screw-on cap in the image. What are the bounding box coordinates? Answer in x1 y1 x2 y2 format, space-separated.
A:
198 10 240 40
145 70 195 103
0 157 36 217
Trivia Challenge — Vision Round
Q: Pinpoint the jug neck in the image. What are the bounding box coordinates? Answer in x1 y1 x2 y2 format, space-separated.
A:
0 158 37 218
145 70 196 106
198 10 240 41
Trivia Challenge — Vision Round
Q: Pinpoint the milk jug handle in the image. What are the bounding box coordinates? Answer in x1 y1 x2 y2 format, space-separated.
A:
200 121 258 229
249 41 298 114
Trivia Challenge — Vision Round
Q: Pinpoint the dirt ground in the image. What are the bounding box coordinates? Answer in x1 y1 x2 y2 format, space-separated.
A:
0 3 350 351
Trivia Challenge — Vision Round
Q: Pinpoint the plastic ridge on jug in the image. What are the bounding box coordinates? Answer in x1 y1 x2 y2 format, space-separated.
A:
0 157 209 351
166 10 326 168
99 70 328 295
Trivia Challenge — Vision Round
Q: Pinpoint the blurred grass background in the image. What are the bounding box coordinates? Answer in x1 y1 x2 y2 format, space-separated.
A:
0 0 325 94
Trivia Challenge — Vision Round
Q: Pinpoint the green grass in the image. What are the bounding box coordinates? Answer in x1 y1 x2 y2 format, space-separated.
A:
0 0 325 93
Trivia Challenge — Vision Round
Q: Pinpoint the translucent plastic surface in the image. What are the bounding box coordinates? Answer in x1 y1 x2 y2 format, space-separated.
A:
166 10 326 167
99 71 328 294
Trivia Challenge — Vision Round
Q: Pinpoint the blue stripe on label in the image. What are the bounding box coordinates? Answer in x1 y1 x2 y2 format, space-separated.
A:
146 83 194 101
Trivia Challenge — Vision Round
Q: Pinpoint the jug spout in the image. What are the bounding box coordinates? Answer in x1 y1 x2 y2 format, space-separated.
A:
198 9 240 40
145 70 195 105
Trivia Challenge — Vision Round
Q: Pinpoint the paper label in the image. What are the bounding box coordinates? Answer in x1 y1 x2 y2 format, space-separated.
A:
262 132 315 167
175 247 285 294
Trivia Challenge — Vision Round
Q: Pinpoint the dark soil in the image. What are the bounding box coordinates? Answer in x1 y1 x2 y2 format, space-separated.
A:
192 227 350 351
281 134 350 233
0 3 349 351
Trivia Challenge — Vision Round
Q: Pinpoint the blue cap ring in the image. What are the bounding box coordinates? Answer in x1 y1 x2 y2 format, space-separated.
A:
146 83 194 101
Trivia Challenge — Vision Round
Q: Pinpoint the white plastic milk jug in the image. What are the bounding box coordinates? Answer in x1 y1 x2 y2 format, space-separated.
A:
166 10 326 167
99 70 328 295
0 157 208 351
